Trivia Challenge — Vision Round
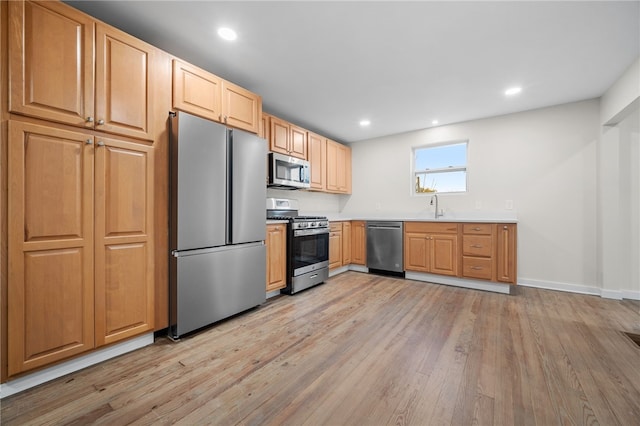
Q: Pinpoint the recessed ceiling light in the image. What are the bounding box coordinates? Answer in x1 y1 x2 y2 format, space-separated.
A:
432 120 439 125
505 87 522 96
217 27 237 41
359 119 371 127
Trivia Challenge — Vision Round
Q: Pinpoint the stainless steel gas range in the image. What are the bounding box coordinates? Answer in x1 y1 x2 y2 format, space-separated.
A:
267 198 329 294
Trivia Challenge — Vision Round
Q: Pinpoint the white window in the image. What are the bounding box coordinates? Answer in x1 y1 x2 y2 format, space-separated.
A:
412 141 468 194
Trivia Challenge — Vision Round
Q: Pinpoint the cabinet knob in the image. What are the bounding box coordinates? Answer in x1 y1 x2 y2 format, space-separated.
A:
97 141 105 147
473 227 481 231
97 119 105 125
503 226 508 230
85 139 93 145
86 116 94 123
224 116 228 123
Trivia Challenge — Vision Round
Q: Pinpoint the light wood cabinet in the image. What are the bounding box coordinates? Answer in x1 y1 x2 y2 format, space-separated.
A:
7 121 95 376
497 224 517 284
329 222 343 270
308 132 326 191
342 222 352 265
94 137 155 347
326 139 351 194
351 221 367 265
7 120 154 376
9 1 155 140
266 224 287 292
260 114 269 140
329 221 354 269
172 59 261 134
266 114 307 159
404 222 459 276
172 59 223 124
461 224 494 281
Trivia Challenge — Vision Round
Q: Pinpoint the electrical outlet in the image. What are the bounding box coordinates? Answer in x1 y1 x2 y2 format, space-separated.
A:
375 202 381 210
505 200 513 210
475 201 482 210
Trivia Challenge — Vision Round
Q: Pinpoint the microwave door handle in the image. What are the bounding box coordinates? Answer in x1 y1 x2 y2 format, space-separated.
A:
299 166 303 182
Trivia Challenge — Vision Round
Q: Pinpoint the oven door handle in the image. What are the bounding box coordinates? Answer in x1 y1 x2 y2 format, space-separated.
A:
294 228 329 237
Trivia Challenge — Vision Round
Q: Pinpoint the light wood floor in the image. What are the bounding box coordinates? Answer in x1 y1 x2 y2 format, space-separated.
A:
2 271 640 425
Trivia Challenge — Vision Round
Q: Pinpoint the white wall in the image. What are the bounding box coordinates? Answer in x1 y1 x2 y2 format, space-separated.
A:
267 187 343 214
600 58 640 125
343 100 601 294
598 56 640 299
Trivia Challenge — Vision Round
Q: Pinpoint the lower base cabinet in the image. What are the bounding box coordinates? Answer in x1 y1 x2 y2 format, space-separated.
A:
403 222 460 276
329 222 343 270
351 221 366 265
405 221 517 285
7 120 155 377
266 224 287 291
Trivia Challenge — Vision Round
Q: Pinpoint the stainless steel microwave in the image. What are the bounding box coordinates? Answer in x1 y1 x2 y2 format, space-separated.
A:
268 152 311 189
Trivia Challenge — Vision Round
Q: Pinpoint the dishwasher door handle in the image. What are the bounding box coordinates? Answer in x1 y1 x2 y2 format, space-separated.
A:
367 225 402 230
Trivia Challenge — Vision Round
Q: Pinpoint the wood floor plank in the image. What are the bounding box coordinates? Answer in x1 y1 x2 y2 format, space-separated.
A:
2 272 639 426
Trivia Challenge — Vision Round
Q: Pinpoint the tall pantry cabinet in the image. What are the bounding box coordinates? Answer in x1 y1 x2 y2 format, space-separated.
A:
2 0 161 378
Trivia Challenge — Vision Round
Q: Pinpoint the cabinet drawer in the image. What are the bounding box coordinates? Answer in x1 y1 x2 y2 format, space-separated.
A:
404 222 458 234
330 222 343 232
462 223 492 235
462 235 493 257
462 257 493 280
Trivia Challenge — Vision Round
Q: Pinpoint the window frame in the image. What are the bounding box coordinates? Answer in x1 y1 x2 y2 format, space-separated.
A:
411 140 469 195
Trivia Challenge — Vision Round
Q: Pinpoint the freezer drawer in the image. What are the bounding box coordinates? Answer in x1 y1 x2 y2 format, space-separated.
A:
170 243 266 338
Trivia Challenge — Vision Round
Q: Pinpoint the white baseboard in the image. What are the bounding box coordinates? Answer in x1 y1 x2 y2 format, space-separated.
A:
518 278 640 301
329 265 349 277
0 333 154 399
621 289 640 300
266 289 281 299
348 264 368 273
518 278 601 296
405 271 513 294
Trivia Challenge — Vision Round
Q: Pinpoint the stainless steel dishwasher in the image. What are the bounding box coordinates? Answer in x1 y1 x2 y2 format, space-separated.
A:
366 221 404 275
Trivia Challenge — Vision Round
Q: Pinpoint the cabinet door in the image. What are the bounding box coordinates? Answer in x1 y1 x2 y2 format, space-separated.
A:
430 234 458 276
326 140 351 194
94 137 154 346
308 132 326 190
95 23 154 140
336 143 348 192
351 221 367 265
172 59 222 122
289 124 308 159
497 224 517 284
9 1 94 128
342 222 352 265
7 121 95 376
266 224 287 292
260 114 270 140
326 139 339 192
404 232 429 272
222 80 261 134
329 225 343 270
269 115 290 155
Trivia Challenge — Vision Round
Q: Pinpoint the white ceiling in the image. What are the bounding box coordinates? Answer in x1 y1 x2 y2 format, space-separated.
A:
65 1 640 143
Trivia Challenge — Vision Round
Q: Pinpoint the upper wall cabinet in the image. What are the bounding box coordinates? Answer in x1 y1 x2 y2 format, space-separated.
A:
9 1 155 140
172 59 262 134
308 132 326 191
264 113 308 160
326 139 351 194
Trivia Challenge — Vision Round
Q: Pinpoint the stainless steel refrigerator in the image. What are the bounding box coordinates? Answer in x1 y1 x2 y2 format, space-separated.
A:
169 111 266 339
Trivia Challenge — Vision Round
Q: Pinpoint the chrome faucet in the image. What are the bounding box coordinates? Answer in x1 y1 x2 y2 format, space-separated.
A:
430 194 443 219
